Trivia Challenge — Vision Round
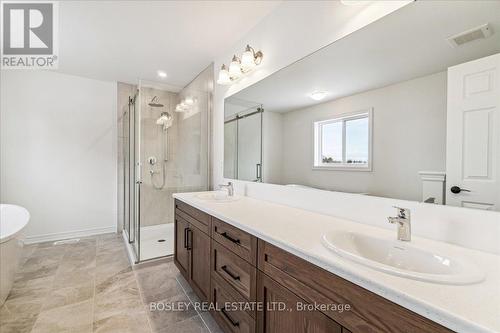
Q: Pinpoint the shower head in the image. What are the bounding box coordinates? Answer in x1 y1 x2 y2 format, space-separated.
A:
148 96 164 108
156 112 173 129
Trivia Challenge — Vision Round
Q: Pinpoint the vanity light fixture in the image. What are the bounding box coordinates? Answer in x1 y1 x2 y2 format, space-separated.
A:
229 55 243 79
217 64 232 85
309 90 329 101
241 44 263 72
216 44 264 85
157 70 167 79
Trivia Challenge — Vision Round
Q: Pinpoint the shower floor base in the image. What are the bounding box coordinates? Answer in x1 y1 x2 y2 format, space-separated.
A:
140 223 174 260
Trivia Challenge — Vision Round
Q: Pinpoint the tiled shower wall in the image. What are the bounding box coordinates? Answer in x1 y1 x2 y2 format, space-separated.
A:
117 64 212 231
139 87 179 227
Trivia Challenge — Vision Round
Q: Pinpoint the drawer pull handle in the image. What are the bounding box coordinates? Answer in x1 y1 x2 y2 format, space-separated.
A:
183 227 189 249
221 232 240 244
221 265 240 281
221 307 240 327
186 228 192 250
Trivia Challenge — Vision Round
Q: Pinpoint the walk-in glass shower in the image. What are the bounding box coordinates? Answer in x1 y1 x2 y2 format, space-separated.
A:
118 66 212 262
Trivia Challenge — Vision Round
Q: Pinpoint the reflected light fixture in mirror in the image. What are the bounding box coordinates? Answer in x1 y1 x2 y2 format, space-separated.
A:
309 90 329 101
157 70 167 78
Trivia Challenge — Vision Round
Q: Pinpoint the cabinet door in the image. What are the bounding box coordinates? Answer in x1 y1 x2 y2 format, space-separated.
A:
258 273 342 333
174 216 189 279
189 225 211 302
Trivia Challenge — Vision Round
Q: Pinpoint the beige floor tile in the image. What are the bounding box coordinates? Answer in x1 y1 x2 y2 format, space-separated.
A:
156 315 208 333
6 275 53 302
1 233 214 333
0 312 39 333
136 263 185 304
53 267 96 289
31 299 93 333
92 309 151 333
94 271 143 321
146 293 198 332
42 280 94 311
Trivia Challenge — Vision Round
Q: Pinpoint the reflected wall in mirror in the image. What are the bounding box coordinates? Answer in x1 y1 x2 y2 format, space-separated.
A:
223 1 500 211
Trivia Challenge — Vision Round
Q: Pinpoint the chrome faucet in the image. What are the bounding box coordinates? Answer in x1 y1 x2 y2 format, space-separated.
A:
387 206 411 241
218 182 234 197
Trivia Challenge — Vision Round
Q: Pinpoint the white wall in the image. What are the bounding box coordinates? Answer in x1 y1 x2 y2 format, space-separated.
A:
1 70 117 243
279 71 447 201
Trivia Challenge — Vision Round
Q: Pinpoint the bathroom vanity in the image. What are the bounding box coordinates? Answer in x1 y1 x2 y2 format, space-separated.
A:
172 196 474 333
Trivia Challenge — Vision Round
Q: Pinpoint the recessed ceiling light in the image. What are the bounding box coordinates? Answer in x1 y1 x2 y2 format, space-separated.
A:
309 91 329 101
340 0 371 5
157 70 167 79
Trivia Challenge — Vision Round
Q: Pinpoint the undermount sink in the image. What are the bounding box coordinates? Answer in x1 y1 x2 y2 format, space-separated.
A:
195 192 240 202
322 231 484 285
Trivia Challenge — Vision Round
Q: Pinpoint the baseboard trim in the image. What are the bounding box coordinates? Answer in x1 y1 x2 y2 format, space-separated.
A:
24 226 117 244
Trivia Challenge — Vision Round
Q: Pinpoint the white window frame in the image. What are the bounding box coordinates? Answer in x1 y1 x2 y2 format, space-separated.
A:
313 108 373 171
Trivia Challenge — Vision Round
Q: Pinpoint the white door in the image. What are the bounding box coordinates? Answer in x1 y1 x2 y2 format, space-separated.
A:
446 53 500 211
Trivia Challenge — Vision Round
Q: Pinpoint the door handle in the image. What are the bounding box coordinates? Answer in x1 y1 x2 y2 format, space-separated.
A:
221 265 240 281
450 186 471 194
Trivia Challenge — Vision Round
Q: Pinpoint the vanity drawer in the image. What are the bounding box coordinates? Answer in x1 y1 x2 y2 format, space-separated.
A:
212 240 257 301
212 275 256 333
212 217 257 265
175 200 210 235
257 240 453 333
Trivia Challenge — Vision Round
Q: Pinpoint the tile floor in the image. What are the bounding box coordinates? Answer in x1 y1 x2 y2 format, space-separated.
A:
0 233 222 333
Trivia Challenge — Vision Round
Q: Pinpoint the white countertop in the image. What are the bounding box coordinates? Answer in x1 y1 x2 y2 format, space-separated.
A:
173 192 500 333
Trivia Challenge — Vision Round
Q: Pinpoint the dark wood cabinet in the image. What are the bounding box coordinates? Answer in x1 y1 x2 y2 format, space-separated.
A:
174 200 211 302
174 200 454 333
257 272 342 333
189 225 211 301
174 216 189 279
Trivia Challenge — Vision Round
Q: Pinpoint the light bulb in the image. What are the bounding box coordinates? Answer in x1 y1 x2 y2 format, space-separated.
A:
184 97 194 106
228 55 242 79
241 45 256 72
175 104 184 112
217 64 232 85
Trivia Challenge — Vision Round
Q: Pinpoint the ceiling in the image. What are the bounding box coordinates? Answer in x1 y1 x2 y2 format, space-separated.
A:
228 0 500 113
57 1 281 90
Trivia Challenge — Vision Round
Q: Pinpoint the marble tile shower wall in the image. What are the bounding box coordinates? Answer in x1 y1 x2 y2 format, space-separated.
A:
140 87 179 227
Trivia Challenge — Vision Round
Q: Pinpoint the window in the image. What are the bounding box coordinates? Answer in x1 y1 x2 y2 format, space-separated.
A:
313 109 372 170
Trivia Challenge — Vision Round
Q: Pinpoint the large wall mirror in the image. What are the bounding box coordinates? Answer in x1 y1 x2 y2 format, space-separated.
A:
224 1 500 211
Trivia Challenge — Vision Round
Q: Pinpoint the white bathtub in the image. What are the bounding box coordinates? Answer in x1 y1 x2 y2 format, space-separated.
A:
0 204 30 305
